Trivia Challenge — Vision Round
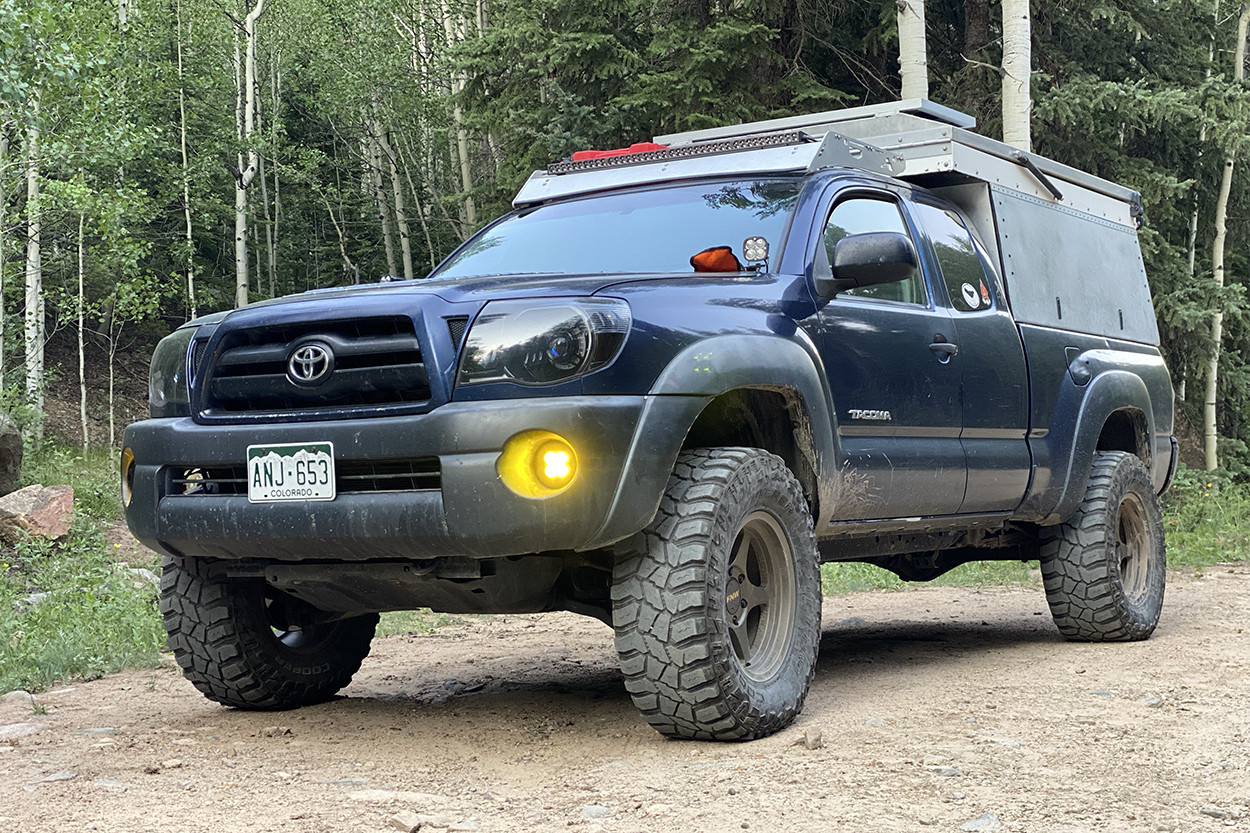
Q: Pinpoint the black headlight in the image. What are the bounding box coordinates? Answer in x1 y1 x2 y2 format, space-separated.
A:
457 298 631 387
149 326 196 417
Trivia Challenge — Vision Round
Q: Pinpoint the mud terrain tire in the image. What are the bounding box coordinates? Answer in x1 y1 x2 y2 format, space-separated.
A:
1040 450 1166 641
611 448 821 740
161 557 378 709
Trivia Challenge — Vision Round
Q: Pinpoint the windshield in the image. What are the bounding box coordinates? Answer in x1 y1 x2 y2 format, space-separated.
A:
431 179 802 278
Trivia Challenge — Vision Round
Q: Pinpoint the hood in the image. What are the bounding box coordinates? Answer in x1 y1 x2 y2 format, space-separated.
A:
216 270 727 315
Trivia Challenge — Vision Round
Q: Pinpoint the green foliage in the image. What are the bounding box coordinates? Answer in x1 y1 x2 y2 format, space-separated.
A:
0 519 164 694
821 560 1037 596
376 609 461 637
1162 463 1250 566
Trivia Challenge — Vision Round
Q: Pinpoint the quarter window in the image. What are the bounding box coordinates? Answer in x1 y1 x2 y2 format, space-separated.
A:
823 197 926 305
914 203 993 313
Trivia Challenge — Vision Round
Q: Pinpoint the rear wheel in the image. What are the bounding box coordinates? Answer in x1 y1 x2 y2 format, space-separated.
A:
1039 451 1166 641
611 448 821 740
161 557 378 709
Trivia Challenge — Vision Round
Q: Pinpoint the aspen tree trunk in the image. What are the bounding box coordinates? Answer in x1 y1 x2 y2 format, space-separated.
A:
258 118 275 298
177 3 196 317
233 0 265 308
24 107 43 447
271 56 281 298
378 126 414 280
0 128 9 391
367 133 398 276
896 0 929 99
396 138 438 271
1205 3 1250 471
1000 0 1030 150
1181 0 1220 403
1001 0 1032 151
443 3 476 228
78 213 87 450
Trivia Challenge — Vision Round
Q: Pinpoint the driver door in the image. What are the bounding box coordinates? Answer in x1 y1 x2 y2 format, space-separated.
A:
812 192 967 519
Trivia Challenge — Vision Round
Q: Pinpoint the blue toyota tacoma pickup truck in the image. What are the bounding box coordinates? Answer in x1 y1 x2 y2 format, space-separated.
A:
124 100 1175 741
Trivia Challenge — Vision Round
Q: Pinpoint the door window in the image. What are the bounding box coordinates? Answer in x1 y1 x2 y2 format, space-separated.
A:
914 203 993 313
823 197 926 305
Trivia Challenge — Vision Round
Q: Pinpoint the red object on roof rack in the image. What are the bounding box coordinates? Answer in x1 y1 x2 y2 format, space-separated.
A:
571 142 669 162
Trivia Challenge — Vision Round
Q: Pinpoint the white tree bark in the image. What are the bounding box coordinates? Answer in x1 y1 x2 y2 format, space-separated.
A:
443 3 476 228
366 132 397 277
1001 0 1032 151
896 0 929 100
0 128 9 391
177 2 196 317
233 0 265 308
24 108 43 447
78 213 88 450
377 125 414 280
1205 3 1250 471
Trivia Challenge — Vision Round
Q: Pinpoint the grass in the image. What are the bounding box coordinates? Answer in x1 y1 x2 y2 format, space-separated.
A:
0 518 165 694
3 446 1249 694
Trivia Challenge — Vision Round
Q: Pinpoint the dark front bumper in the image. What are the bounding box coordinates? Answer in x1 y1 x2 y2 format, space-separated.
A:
124 395 707 561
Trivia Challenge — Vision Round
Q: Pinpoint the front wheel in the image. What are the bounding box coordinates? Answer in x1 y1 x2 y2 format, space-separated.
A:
611 448 822 740
161 557 379 709
1039 451 1166 641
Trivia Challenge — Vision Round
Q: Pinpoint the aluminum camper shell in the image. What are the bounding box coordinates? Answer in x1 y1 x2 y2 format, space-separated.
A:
513 98 1157 346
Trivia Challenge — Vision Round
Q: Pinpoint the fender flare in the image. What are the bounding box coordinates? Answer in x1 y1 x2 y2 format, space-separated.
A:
648 332 842 530
1036 369 1155 525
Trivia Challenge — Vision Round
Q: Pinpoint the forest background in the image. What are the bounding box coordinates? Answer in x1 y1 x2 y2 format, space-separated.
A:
2 0 1250 467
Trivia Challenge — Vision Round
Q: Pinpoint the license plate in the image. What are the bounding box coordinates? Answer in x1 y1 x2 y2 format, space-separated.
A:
246 442 336 503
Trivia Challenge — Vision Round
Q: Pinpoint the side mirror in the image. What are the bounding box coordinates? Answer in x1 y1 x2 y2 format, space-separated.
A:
813 231 918 298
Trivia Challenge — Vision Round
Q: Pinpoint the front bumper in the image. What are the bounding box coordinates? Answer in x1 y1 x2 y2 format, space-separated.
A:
124 395 707 561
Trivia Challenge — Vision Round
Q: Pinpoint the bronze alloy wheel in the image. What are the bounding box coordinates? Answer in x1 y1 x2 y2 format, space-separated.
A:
725 511 797 682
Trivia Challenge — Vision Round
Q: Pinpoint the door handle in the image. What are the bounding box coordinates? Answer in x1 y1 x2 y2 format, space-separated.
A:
929 341 957 363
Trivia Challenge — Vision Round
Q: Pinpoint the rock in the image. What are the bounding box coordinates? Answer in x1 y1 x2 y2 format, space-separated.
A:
448 822 481 832
0 722 40 739
919 819 938 826
997 739 1022 750
41 770 78 782
418 816 457 829
0 413 21 497
923 754 948 766
259 726 292 737
835 617 867 627
803 728 824 750
1090 689 1114 697
1202 808 1228 820
388 811 424 832
865 718 886 726
2 689 33 703
161 759 183 769
74 727 120 736
962 813 1003 832
580 804 612 820
126 567 160 586
929 766 965 778
93 777 131 790
1141 695 1164 708
0 485 73 541
646 804 672 817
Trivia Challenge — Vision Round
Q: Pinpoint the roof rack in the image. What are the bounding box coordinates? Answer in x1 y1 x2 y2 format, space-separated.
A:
512 99 1141 228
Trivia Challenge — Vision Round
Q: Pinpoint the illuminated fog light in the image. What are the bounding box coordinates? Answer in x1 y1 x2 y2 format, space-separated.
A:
498 431 579 498
120 447 136 507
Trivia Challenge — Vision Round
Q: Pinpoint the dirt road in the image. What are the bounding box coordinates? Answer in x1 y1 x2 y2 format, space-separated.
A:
2 568 1248 833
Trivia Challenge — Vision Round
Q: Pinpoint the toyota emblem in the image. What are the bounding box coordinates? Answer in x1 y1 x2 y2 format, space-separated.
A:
287 343 334 385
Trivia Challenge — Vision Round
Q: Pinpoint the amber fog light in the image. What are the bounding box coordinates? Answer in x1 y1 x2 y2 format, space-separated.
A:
120 447 136 507
497 431 579 498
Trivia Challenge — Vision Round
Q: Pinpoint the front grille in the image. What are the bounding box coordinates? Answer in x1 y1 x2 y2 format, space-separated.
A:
202 317 430 415
167 458 441 496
